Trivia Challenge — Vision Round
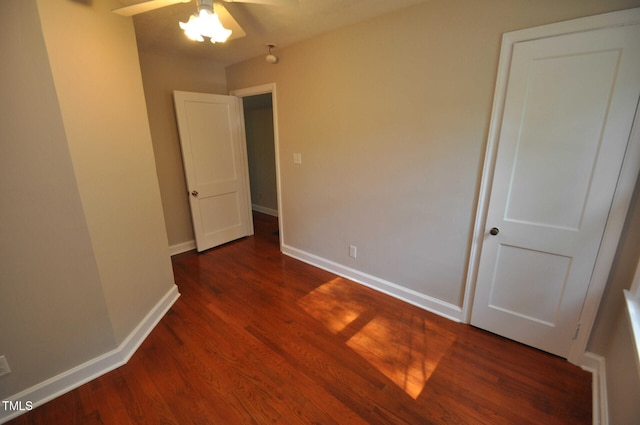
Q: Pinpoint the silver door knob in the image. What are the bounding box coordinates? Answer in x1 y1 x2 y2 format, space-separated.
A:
191 190 199 197
489 227 499 235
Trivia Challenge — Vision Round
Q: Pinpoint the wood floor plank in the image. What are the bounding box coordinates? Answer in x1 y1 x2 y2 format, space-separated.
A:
7 212 591 424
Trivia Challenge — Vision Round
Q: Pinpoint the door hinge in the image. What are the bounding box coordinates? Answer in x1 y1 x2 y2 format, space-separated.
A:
573 323 581 340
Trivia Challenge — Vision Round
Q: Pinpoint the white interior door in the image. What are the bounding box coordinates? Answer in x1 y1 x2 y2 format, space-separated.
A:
174 91 253 252
471 24 640 358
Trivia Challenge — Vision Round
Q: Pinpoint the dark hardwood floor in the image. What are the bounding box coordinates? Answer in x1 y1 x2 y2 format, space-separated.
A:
8 212 592 424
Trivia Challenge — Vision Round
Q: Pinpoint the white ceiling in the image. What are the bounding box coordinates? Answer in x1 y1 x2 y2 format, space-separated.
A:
128 0 428 66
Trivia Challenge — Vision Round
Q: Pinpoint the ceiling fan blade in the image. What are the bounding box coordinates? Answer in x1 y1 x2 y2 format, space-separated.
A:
222 0 297 6
214 3 247 40
112 0 191 16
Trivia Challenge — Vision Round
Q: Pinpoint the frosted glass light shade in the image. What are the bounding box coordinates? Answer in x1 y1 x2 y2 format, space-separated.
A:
179 9 232 43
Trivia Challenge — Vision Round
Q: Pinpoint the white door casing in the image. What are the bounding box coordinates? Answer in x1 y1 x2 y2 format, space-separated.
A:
464 8 640 363
174 91 253 252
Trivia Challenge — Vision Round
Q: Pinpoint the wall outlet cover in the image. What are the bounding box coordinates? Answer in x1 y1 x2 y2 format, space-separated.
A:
0 355 11 377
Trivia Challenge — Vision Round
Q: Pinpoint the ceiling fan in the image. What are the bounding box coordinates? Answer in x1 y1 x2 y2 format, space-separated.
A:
113 0 297 43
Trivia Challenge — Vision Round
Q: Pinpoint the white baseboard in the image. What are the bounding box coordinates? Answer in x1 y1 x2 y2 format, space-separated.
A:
252 204 278 217
281 244 463 322
169 240 196 256
168 207 277 258
581 351 608 425
0 284 180 424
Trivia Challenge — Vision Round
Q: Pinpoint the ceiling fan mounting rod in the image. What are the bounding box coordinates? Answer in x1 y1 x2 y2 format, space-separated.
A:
197 0 214 13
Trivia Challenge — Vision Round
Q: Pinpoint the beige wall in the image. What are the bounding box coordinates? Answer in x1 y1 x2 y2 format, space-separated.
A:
0 0 115 398
603 310 640 423
137 49 228 246
37 0 175 344
226 0 640 306
0 0 175 399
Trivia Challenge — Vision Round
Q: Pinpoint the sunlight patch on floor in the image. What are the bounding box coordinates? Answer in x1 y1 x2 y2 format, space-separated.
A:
297 277 368 334
298 277 456 399
346 315 456 399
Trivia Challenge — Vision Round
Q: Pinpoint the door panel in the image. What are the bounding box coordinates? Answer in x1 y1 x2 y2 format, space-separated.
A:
504 50 619 230
186 102 237 184
472 24 640 358
174 91 253 252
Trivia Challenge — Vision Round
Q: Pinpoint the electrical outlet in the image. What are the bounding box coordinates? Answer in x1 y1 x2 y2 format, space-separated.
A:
0 355 11 377
349 245 357 259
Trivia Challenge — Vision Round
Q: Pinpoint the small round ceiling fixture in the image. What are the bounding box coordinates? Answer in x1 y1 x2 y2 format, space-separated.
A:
266 43 279 64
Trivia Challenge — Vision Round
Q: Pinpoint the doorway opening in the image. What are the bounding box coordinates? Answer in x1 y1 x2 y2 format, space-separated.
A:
232 84 282 246
242 94 277 217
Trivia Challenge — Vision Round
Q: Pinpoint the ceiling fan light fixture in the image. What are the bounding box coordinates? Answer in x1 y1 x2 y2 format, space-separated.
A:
179 13 205 41
179 6 232 43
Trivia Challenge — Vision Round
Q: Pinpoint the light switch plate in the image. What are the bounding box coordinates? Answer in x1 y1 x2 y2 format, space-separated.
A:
293 153 302 164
